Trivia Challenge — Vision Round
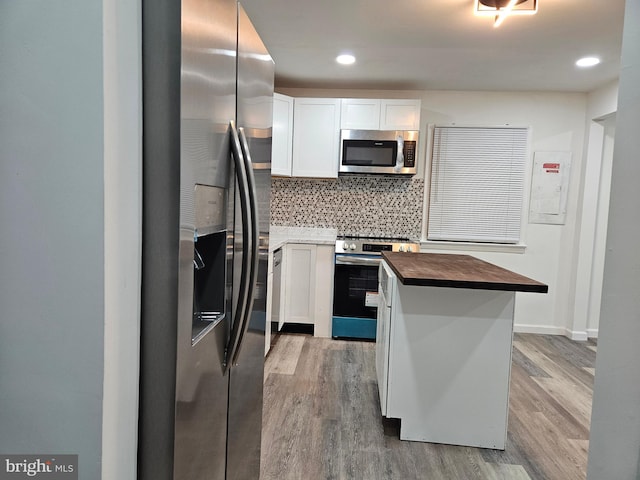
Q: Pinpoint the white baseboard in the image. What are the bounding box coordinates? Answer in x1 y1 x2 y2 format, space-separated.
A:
586 328 599 339
514 324 566 336
514 324 593 341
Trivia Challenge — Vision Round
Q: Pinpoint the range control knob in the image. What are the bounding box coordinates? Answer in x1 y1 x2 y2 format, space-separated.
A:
349 243 357 251
407 246 414 253
342 241 350 250
399 244 406 252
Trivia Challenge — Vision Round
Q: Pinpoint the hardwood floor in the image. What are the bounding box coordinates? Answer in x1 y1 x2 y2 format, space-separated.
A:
261 333 597 480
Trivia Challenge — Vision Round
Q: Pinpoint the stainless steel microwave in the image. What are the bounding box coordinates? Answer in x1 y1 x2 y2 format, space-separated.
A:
339 129 418 175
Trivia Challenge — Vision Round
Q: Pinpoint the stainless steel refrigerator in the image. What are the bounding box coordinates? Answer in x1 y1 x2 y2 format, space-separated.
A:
138 0 273 479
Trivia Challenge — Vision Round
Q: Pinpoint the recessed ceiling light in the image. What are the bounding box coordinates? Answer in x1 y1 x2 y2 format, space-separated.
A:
336 54 355 65
576 56 601 68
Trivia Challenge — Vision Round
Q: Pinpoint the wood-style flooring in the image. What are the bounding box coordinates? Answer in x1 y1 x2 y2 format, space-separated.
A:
261 332 597 480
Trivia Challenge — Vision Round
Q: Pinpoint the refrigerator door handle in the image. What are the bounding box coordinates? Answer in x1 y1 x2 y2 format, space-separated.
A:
231 126 260 365
225 120 252 370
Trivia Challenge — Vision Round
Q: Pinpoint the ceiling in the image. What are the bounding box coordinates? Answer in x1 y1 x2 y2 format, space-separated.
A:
240 0 625 93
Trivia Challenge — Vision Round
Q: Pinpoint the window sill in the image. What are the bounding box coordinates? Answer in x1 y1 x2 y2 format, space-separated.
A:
419 240 527 254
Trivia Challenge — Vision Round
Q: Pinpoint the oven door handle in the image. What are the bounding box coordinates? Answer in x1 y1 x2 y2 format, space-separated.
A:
335 255 381 266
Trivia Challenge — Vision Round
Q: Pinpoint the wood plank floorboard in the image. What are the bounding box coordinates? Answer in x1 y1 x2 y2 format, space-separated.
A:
261 333 596 480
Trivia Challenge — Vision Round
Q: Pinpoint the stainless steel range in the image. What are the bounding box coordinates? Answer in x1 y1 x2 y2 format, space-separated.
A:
332 236 420 339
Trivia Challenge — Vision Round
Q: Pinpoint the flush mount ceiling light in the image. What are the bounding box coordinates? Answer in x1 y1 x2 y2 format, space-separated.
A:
336 54 356 65
474 0 538 28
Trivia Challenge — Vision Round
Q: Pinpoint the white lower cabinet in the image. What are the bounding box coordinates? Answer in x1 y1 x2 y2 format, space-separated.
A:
375 261 394 416
277 243 334 337
265 247 284 356
265 252 274 356
283 244 316 325
312 245 334 338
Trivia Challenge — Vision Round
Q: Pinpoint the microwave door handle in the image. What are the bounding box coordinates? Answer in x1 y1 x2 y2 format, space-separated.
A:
231 126 260 366
396 135 404 167
224 120 252 371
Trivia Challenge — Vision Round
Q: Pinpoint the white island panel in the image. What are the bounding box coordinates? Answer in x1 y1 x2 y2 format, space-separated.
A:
386 284 515 450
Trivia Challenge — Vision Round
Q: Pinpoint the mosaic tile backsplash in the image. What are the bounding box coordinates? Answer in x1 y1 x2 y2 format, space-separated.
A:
270 175 424 240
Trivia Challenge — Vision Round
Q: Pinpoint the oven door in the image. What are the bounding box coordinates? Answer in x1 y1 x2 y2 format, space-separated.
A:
332 254 381 339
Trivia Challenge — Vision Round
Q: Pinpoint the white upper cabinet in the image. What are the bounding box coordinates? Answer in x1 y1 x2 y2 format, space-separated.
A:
291 98 341 178
380 99 421 130
341 98 421 131
272 96 420 178
271 93 294 176
340 99 381 130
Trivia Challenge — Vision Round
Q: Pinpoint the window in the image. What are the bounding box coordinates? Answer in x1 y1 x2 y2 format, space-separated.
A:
427 126 529 244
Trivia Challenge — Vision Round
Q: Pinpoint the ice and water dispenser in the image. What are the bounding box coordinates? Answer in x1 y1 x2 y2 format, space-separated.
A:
191 184 227 343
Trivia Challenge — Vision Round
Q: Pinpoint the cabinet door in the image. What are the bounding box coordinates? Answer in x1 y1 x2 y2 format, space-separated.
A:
375 261 395 416
271 93 293 176
340 98 381 130
380 99 421 130
283 244 316 324
265 268 273 356
375 285 390 415
292 98 340 178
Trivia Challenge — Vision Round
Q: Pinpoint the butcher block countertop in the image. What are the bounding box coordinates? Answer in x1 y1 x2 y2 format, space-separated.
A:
381 252 548 293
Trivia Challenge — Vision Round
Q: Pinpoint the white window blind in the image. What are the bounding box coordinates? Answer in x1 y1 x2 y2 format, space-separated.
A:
428 126 528 244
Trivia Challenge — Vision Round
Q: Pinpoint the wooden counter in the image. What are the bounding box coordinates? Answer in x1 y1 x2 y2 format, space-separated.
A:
381 251 548 293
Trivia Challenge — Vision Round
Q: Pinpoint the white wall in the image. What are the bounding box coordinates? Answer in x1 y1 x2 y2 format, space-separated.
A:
102 0 142 478
280 87 589 337
0 1 106 477
586 79 619 119
588 0 640 476
572 79 618 339
419 91 588 338
0 1 141 478
587 118 614 336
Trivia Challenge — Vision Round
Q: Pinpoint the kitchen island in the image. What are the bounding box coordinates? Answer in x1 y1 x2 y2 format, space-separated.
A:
376 252 547 450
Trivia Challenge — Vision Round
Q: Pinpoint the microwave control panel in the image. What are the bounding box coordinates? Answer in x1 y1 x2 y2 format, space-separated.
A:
403 141 416 167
